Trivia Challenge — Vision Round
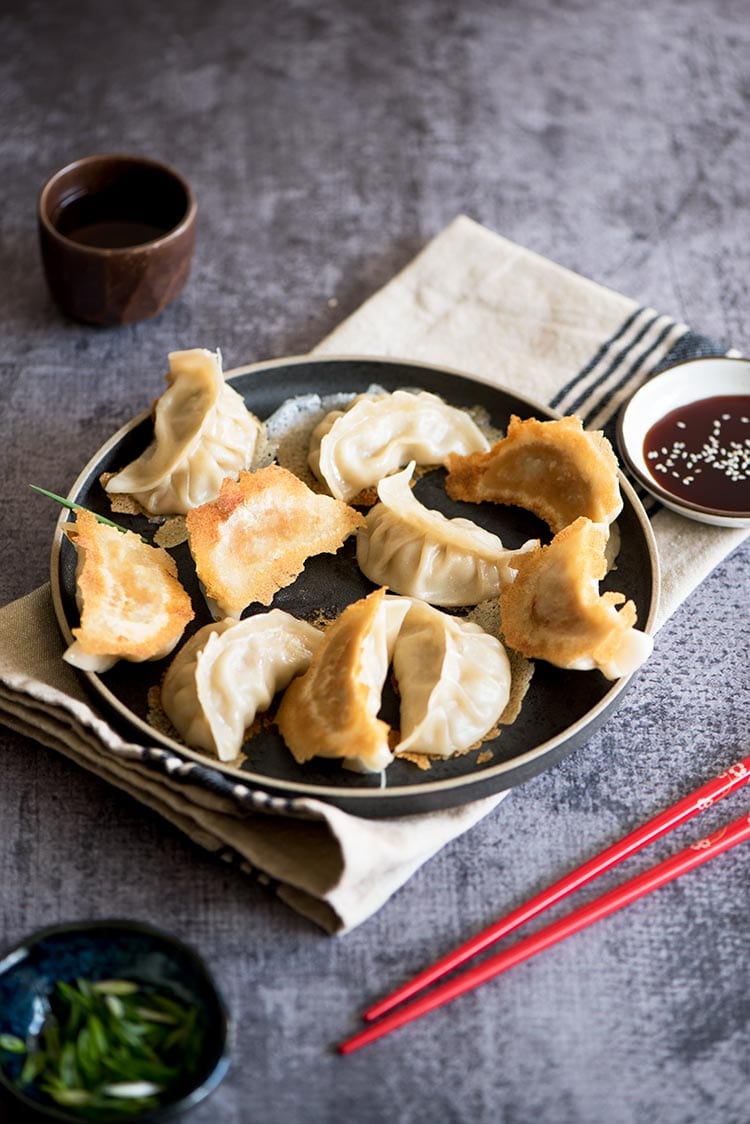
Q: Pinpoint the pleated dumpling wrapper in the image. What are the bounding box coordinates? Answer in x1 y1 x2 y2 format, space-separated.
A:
186 465 365 619
392 598 511 757
161 611 323 762
445 414 623 534
357 461 539 606
308 389 490 503
63 510 194 673
276 588 410 773
499 517 653 680
104 348 263 515
275 590 512 772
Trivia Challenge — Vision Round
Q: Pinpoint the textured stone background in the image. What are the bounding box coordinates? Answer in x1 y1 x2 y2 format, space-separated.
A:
1 1 748 1122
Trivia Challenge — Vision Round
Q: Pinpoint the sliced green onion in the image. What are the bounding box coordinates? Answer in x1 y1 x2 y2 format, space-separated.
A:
102 1081 164 1098
1 977 204 1119
0 1033 26 1053
46 1088 93 1108
91 979 140 996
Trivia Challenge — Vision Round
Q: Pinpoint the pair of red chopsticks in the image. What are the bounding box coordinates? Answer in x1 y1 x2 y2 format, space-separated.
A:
338 753 750 1054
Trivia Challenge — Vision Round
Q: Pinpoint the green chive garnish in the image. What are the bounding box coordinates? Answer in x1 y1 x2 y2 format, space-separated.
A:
29 485 150 544
1 978 204 1119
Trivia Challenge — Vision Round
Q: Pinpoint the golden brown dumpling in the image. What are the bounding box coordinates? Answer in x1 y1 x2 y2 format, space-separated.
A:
499 517 652 679
63 510 194 672
275 589 409 773
186 465 364 618
445 414 622 534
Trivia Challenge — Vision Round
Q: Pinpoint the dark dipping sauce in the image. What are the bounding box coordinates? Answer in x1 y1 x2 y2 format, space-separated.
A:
54 181 183 248
64 218 168 247
644 394 750 512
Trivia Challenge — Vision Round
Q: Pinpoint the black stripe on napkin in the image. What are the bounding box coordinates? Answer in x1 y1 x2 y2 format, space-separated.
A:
558 317 732 520
553 306 729 441
563 310 664 419
580 318 676 429
137 745 304 815
603 325 729 447
549 307 644 411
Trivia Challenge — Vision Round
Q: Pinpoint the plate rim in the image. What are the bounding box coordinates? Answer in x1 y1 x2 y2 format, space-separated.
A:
49 352 661 807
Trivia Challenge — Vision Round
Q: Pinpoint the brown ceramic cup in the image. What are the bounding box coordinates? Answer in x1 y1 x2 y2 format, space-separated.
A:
38 153 197 326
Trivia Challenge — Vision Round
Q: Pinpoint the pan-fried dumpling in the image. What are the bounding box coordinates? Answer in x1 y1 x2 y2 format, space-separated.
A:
62 510 194 673
276 590 511 770
357 462 539 606
393 599 511 757
186 465 364 618
446 414 623 534
105 348 262 515
499 517 653 679
161 611 323 762
309 389 490 502
275 589 410 773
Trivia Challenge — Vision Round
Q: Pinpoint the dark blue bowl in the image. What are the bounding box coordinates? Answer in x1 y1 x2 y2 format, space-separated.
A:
0 920 232 1122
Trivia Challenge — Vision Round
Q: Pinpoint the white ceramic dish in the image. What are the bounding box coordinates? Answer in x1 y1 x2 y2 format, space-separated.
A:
617 356 750 528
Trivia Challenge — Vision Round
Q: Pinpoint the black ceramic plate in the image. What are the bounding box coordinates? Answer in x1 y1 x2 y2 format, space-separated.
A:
50 356 659 817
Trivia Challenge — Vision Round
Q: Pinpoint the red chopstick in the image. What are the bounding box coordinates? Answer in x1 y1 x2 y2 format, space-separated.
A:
364 755 750 1023
337 755 750 1054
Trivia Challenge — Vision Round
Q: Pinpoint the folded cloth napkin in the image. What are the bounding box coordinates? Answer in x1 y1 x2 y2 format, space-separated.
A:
0 216 746 934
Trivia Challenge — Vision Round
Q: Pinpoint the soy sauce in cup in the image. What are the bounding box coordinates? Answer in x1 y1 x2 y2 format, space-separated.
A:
39 154 197 326
56 208 169 250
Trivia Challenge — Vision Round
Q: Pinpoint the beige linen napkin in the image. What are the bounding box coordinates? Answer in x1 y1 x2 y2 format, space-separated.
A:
1 216 746 934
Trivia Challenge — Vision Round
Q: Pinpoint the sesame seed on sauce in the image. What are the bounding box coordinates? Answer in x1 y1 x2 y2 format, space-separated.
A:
643 394 750 512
